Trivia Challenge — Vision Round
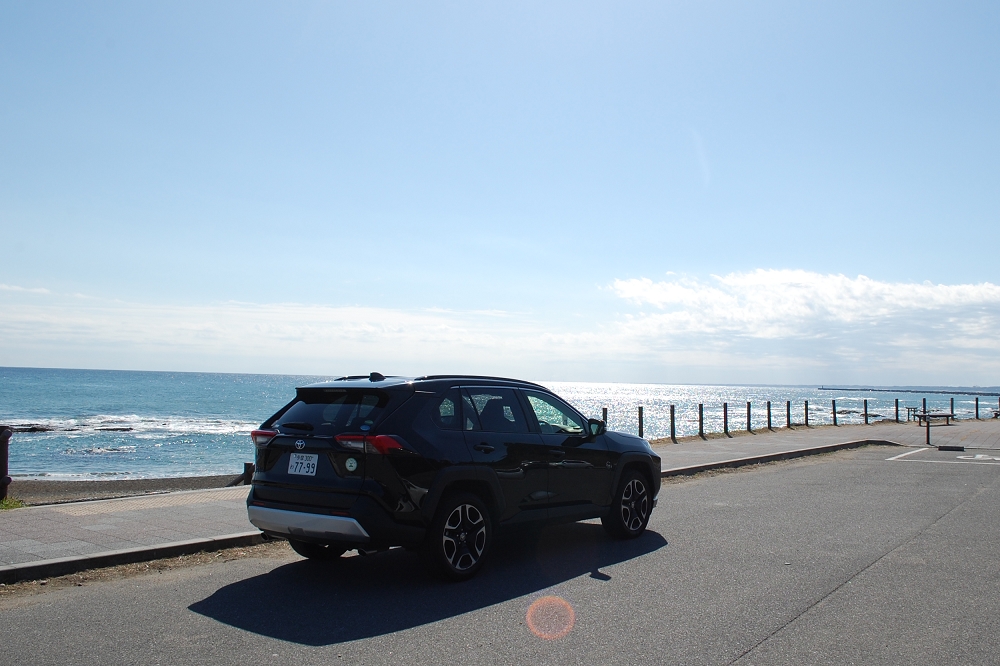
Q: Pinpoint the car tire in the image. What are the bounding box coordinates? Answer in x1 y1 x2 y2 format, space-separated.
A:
288 539 348 561
424 492 492 581
601 469 651 539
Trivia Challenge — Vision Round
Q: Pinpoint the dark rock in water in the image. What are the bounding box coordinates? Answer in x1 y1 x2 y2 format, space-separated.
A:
96 427 133 432
12 425 52 432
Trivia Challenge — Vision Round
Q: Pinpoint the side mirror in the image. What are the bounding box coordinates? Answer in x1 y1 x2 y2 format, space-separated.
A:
588 418 606 436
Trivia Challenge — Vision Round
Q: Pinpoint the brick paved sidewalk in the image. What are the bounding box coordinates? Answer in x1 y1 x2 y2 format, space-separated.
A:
0 486 253 569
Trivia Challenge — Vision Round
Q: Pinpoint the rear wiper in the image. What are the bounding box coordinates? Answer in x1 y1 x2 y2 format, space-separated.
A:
278 422 314 431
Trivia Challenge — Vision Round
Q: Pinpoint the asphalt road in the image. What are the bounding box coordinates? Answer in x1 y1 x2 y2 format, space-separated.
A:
2 445 998 665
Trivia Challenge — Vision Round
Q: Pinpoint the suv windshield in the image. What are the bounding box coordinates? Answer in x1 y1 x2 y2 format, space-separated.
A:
274 390 387 436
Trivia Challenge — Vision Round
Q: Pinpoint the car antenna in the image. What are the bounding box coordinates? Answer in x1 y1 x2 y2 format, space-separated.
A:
369 372 385 382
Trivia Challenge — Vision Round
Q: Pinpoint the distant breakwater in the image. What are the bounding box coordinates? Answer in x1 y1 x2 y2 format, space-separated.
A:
819 387 1000 397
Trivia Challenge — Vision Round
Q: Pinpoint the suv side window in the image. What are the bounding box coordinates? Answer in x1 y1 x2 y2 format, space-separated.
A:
522 390 585 435
461 391 481 431
428 389 462 431
462 388 529 434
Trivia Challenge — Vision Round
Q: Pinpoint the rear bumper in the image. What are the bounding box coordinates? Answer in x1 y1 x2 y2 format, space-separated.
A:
248 505 371 543
247 492 427 547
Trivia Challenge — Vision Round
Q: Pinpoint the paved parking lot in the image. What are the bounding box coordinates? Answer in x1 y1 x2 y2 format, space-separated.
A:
652 417 1000 472
2 444 997 665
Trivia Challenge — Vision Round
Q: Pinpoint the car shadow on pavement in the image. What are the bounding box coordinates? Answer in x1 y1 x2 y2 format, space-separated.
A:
189 521 667 645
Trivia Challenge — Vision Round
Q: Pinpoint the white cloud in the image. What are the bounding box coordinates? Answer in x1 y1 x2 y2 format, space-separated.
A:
0 295 611 377
612 270 1000 338
2 271 999 385
0 284 50 294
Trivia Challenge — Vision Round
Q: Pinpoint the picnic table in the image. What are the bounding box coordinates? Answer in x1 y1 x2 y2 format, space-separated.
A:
905 406 921 421
915 411 955 426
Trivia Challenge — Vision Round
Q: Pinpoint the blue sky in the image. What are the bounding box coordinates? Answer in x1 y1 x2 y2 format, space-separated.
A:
2 1 999 384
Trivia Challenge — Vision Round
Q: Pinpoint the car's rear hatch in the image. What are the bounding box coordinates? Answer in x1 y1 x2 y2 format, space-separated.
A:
251 386 408 512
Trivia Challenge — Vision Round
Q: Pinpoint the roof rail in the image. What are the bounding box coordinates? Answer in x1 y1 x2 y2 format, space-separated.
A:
329 374 400 382
413 375 547 389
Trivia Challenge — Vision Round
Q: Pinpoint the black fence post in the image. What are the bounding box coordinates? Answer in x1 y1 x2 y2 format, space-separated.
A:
669 405 676 443
923 397 927 414
832 400 838 426
786 401 791 428
243 461 255 486
638 406 644 439
602 407 608 424
895 398 899 423
1 426 12 501
698 403 704 438
746 402 752 433
975 397 979 420
767 401 772 430
805 400 809 427
864 399 869 425
723 403 729 436
950 397 954 416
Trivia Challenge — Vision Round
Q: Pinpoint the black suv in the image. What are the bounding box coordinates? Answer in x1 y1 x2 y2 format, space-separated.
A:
247 374 660 580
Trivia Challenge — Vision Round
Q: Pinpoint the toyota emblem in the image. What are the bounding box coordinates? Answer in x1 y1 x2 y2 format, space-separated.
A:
295 440 306 450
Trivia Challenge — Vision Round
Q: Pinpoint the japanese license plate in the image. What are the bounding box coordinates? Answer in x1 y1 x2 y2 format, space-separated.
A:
288 453 318 476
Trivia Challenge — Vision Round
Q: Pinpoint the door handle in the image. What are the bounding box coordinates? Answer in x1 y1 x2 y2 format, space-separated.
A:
474 443 495 453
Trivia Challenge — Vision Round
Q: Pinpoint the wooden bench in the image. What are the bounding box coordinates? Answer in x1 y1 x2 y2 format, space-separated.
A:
915 411 955 426
905 406 920 421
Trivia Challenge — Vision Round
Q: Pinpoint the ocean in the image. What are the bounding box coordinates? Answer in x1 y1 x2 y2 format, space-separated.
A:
2 367 997 480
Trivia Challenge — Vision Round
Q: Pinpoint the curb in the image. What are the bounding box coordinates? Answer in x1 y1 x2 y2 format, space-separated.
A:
0 531 265 585
660 439 901 478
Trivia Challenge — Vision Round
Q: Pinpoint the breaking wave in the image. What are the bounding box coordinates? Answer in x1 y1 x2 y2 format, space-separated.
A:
64 445 138 455
7 414 258 437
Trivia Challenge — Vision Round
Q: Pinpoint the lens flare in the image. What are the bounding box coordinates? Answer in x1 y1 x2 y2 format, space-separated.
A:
526 595 576 640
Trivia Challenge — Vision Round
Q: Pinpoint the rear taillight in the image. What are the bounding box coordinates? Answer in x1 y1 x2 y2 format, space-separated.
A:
366 435 404 454
251 430 277 446
334 433 406 454
335 434 366 451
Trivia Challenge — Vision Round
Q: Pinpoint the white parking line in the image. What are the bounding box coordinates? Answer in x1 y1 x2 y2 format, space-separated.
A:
899 460 1000 466
886 448 929 461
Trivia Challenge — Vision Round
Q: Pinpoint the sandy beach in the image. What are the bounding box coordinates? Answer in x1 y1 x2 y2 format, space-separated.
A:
7 475 243 506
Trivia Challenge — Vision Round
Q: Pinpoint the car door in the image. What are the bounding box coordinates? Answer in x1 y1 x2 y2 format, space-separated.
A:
461 387 550 523
520 389 613 520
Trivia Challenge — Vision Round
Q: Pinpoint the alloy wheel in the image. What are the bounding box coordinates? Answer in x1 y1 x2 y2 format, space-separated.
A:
441 503 487 571
619 478 649 532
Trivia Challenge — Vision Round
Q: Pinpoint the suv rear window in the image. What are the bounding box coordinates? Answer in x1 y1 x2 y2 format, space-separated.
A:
274 390 388 436
427 389 462 431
